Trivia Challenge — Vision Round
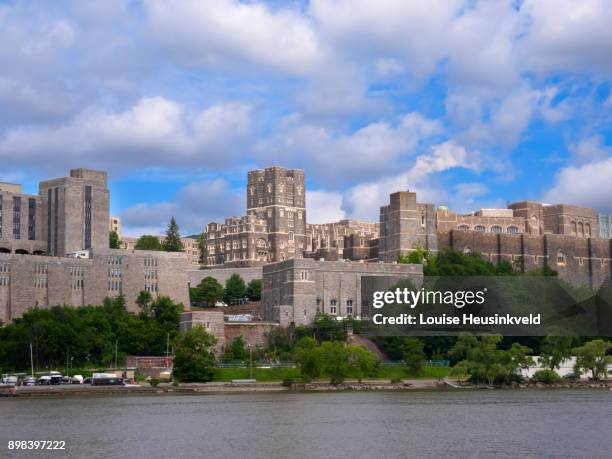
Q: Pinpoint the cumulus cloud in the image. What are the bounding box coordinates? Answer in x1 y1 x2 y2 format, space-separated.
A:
543 157 612 213
121 178 244 236
568 135 612 165
0 97 252 174
307 190 346 224
344 141 481 220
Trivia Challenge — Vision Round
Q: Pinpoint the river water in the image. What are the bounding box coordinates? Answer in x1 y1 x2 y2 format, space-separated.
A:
1 390 611 458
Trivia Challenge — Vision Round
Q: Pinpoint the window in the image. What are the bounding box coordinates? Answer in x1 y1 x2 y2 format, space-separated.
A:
346 300 353 315
577 222 584 237
475 225 486 232
28 198 36 240
557 251 566 265
491 225 502 233
84 185 92 249
507 226 518 234
421 215 426 227
571 221 577 236
330 299 337 314
12 196 21 239
585 223 591 238
457 224 469 231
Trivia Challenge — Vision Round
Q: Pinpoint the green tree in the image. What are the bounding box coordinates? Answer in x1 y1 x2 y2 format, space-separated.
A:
136 290 153 317
109 230 121 249
190 276 225 306
348 345 379 382
540 336 574 370
163 217 183 252
294 337 323 381
134 235 163 251
402 337 427 375
246 279 262 301
224 274 246 303
173 326 217 382
320 341 351 385
226 336 248 361
573 339 612 380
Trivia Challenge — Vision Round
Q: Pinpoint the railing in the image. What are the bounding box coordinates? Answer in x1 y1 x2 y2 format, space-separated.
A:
380 360 450 367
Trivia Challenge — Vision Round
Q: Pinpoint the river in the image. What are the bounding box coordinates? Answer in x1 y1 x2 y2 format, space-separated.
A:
1 390 610 458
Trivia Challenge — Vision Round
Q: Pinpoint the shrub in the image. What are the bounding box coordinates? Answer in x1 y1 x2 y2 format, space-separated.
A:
532 369 561 384
149 377 160 387
282 378 295 387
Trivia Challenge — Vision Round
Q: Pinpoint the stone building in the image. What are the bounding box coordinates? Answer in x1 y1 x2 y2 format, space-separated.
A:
39 169 110 256
378 191 438 263
599 213 611 239
0 182 46 255
0 248 190 323
305 220 379 260
261 258 423 326
120 236 201 266
110 216 121 237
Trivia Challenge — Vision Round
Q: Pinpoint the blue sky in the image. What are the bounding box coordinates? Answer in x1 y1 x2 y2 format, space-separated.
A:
1 0 611 236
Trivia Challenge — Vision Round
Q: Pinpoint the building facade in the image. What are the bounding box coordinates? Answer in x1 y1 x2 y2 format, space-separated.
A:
599 213 611 239
110 216 121 237
0 182 46 255
261 258 423 326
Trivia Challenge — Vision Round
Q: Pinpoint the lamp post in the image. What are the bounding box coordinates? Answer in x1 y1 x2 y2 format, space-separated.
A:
249 345 253 380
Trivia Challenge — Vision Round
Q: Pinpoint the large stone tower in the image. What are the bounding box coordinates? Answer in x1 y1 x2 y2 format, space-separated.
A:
246 167 306 262
378 191 437 263
39 169 110 256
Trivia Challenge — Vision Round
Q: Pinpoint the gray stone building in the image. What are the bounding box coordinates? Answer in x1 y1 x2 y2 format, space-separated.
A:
0 182 46 255
305 219 379 260
261 258 423 326
0 248 190 323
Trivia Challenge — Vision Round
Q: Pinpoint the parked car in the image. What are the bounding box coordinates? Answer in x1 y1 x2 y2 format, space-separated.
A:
37 375 52 385
71 375 84 384
1 375 18 385
214 300 228 307
23 376 36 386
83 377 92 384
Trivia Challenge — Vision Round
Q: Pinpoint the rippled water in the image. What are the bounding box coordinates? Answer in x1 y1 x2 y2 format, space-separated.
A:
1 390 611 458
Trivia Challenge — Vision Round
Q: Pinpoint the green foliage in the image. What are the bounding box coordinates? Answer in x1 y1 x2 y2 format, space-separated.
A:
134 235 163 251
532 369 562 384
190 276 224 306
539 336 574 370
149 377 160 387
572 339 612 380
320 341 351 384
450 335 533 385
173 325 217 382
224 274 246 303
225 336 248 361
0 296 183 371
265 328 293 361
246 279 262 301
424 250 520 276
162 217 183 252
136 290 153 317
348 345 379 381
398 247 428 265
109 230 121 249
293 337 323 381
401 337 426 376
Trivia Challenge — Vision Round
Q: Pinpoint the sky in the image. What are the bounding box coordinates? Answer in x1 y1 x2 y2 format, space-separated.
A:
0 0 611 237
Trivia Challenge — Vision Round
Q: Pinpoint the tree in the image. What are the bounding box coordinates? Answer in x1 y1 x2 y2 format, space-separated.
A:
246 279 262 301
162 217 183 252
573 339 612 380
540 336 573 370
402 337 427 376
226 336 248 361
320 341 351 385
348 345 379 382
134 235 163 251
109 230 121 249
190 276 224 306
224 274 246 303
173 326 217 382
294 337 323 381
136 290 153 317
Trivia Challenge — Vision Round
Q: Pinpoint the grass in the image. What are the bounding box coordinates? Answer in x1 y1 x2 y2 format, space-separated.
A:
212 365 453 382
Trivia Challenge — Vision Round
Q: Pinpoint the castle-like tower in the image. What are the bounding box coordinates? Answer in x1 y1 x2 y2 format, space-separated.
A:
246 167 306 262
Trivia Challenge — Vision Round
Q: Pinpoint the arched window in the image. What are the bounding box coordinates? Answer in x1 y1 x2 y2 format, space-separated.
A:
507 226 518 234
577 222 584 237
457 224 469 231
557 251 566 265
475 225 486 232
585 223 591 237
491 225 502 233
571 221 577 236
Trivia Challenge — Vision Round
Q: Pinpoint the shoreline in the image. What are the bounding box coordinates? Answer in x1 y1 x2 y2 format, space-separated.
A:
2 379 611 398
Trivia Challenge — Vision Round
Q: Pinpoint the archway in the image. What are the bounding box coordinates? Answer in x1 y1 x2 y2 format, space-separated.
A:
15 249 29 255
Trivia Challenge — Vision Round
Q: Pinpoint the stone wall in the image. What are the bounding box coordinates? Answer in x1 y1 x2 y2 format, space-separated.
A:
224 322 280 348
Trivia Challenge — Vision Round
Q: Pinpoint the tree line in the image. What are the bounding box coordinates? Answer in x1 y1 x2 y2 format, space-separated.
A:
109 216 186 252
189 274 262 305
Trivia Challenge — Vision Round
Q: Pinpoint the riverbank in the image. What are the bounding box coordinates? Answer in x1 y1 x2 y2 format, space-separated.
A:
3 378 611 397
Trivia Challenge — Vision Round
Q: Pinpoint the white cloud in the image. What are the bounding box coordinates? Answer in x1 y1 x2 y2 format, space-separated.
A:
121 178 243 236
144 0 326 75
255 112 443 182
569 135 611 165
0 97 252 174
544 157 612 213
306 190 347 224
344 140 480 220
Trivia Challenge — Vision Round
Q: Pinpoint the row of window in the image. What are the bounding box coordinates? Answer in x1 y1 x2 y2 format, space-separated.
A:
144 258 158 267
107 256 122 266
457 224 520 233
